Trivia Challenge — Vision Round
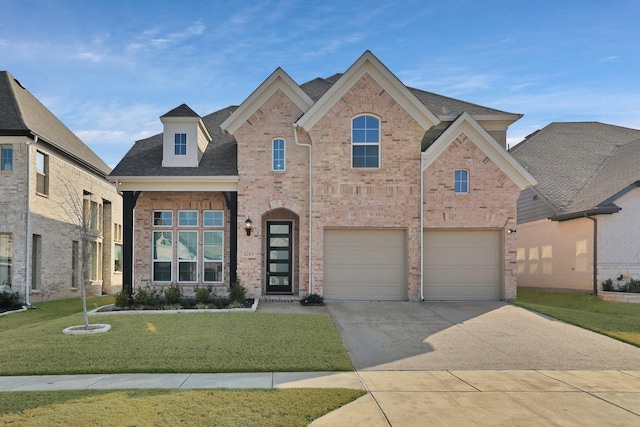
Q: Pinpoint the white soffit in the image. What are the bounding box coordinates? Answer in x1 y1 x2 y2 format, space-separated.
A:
220 68 314 135
113 176 239 192
422 112 537 190
296 51 440 132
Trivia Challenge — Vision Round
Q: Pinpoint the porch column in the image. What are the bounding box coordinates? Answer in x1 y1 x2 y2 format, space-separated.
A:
223 192 238 286
122 191 140 296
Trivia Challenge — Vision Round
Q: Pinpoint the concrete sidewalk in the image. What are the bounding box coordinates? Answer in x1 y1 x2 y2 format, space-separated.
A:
2 370 640 426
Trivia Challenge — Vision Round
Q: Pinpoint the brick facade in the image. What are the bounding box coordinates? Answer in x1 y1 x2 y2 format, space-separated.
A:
0 137 122 302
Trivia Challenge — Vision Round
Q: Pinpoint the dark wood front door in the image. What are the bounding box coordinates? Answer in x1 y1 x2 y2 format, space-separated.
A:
266 221 293 294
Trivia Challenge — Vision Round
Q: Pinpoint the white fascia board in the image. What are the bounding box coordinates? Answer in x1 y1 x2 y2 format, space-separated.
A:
422 112 536 190
437 114 522 127
220 68 314 135
296 51 440 132
111 175 239 192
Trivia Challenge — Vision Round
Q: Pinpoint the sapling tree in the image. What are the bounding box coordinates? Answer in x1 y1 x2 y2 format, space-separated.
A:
56 177 99 330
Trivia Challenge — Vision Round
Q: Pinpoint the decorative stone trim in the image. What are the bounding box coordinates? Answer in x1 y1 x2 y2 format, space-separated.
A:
598 291 640 304
63 324 111 335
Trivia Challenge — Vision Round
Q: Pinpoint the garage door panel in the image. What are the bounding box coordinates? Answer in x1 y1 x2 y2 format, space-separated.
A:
424 230 501 301
324 229 406 301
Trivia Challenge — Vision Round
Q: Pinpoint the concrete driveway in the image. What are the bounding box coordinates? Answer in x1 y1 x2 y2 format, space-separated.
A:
326 301 640 370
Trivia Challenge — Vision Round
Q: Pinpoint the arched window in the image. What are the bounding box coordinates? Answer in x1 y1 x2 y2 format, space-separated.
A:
352 115 379 168
454 170 469 193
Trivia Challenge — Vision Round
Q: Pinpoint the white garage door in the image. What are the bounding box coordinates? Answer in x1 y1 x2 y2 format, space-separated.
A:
324 229 406 300
423 230 502 301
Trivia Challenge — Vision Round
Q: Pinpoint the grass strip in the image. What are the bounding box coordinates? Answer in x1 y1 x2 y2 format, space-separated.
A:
0 388 366 426
516 289 640 347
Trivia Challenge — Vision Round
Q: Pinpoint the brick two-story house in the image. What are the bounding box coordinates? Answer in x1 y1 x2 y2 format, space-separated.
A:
110 51 535 302
0 71 123 303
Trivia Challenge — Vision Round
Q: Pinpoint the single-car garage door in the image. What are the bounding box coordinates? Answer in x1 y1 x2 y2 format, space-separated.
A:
423 230 502 301
324 229 406 300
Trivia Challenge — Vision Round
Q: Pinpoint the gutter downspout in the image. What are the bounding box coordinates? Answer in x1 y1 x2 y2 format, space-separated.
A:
24 135 38 307
420 155 425 301
293 124 313 296
585 214 598 295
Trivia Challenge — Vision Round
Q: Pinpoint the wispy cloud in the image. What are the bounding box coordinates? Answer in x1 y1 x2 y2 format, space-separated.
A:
126 21 206 52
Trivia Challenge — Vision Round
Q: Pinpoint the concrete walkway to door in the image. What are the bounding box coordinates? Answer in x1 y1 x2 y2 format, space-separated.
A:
326 301 640 371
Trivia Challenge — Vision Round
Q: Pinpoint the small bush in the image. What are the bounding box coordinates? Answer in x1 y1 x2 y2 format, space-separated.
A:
0 291 21 309
229 281 247 303
114 291 130 308
602 277 640 293
164 283 182 304
602 279 614 291
194 286 211 304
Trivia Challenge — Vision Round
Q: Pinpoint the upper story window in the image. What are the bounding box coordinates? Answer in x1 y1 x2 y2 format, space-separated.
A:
272 138 285 171
153 210 173 227
455 170 469 193
1 145 12 171
178 210 198 227
35 151 49 195
174 133 187 155
352 115 380 168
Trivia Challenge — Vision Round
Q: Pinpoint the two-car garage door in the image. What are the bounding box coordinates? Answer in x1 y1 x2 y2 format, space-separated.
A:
324 229 406 301
323 228 502 301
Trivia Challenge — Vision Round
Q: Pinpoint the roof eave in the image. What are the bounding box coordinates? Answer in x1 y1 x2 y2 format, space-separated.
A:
550 206 621 222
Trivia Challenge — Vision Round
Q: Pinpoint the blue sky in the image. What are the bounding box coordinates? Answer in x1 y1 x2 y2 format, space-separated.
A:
2 0 639 168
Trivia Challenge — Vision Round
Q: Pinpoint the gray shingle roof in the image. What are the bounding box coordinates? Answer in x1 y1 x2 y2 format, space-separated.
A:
111 67 519 178
0 71 111 175
110 106 237 177
510 122 640 216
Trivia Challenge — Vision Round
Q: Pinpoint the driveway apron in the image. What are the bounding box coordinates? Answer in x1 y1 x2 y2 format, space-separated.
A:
326 301 640 371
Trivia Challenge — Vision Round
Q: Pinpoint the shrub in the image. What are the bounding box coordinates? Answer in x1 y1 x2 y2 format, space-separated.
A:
134 287 161 307
164 283 182 304
229 281 247 303
114 291 130 308
602 277 640 293
602 279 614 291
0 291 21 309
628 278 640 293
194 286 211 304
301 293 324 305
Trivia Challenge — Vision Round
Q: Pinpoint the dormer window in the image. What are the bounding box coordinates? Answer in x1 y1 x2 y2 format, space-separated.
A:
174 133 187 155
352 115 380 168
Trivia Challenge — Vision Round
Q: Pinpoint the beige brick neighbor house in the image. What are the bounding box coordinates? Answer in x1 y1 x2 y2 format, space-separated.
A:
0 71 123 303
110 51 535 302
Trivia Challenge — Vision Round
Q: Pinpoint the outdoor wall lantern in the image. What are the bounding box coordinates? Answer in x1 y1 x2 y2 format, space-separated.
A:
244 218 253 236
507 228 517 234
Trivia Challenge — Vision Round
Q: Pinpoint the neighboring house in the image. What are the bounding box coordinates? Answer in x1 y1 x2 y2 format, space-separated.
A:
0 71 123 303
510 122 640 293
110 51 535 302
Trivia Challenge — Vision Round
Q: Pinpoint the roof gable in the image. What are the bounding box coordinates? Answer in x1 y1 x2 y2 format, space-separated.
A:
0 70 111 175
220 68 314 135
296 51 440 132
422 112 536 190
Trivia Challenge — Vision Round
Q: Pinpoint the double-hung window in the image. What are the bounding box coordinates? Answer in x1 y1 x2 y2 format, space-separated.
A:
272 138 285 171
203 210 224 283
174 133 187 155
152 210 173 282
454 170 469 193
0 233 11 290
352 115 380 168
36 151 48 195
0 145 12 171
177 210 197 282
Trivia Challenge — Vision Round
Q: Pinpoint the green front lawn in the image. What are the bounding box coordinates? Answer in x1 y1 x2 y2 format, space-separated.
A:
516 289 640 347
0 297 353 375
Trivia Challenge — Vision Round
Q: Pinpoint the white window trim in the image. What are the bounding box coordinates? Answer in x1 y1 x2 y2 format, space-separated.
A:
272 138 286 172
178 210 198 227
152 230 173 283
1 145 12 172
153 210 173 227
203 230 224 283
203 210 224 228
174 133 187 156
351 114 381 169
454 169 469 194
177 230 198 283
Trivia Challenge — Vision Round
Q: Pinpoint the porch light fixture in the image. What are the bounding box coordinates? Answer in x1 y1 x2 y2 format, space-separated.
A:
244 218 253 236
507 228 517 234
